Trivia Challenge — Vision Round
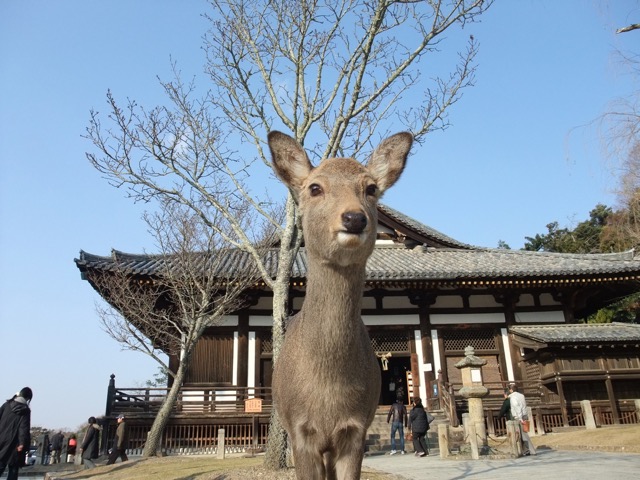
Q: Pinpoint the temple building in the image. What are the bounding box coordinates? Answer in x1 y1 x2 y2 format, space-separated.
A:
75 204 640 453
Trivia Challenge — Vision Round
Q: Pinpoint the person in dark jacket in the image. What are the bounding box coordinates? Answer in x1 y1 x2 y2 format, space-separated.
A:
50 431 64 464
386 398 408 455
0 387 32 480
498 388 512 421
80 417 101 469
106 414 128 465
408 397 430 457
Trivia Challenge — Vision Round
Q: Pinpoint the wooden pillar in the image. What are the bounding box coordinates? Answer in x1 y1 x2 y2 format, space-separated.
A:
604 376 620 424
105 373 116 416
556 376 569 427
237 312 249 388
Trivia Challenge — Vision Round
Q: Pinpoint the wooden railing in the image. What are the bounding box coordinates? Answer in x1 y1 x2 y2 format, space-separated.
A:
108 385 273 417
437 375 459 427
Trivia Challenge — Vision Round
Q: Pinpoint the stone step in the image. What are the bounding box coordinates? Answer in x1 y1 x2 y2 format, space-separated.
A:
366 407 448 454
365 408 446 454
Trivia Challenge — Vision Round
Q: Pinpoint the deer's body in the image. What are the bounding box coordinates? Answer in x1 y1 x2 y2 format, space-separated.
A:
269 131 412 480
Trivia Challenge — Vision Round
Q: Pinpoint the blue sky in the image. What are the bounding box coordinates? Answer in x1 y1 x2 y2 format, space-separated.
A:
1 1 637 430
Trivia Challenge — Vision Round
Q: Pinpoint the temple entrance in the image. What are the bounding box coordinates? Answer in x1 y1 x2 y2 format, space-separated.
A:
379 355 411 405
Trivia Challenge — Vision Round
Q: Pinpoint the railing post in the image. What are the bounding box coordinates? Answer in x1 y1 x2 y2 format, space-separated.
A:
105 374 116 416
252 416 260 455
448 384 459 427
437 423 449 459
217 428 226 460
535 407 545 435
581 400 597 429
486 409 496 436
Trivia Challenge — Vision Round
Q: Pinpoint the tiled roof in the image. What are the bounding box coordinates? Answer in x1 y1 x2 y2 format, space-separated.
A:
510 322 640 343
363 246 640 281
76 244 640 283
75 205 640 283
378 203 474 249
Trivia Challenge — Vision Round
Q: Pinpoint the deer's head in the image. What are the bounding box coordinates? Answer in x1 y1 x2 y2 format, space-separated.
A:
268 131 413 267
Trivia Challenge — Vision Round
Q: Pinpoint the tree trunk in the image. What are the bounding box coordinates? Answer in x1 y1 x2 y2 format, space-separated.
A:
264 195 300 469
142 361 188 457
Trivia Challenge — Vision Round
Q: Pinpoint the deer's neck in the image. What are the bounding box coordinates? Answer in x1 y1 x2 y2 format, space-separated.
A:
302 260 366 330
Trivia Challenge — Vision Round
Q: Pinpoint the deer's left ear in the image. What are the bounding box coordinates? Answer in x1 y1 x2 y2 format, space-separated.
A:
268 131 313 201
366 132 413 193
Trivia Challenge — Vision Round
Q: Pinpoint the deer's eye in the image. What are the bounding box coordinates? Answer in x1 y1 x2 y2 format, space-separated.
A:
309 184 323 197
366 184 378 196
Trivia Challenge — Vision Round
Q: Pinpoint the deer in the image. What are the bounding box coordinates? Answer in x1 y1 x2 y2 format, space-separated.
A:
268 130 413 480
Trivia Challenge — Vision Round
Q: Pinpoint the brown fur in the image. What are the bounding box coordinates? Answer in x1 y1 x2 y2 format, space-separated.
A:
269 131 413 480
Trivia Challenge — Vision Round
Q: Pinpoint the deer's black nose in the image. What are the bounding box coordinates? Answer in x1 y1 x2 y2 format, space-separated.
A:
342 211 367 234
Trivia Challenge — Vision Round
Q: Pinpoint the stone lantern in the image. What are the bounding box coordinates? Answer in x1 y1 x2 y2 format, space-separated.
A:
455 345 489 457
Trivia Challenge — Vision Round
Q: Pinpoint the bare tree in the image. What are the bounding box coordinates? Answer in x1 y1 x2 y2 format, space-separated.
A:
85 0 492 467
595 24 640 251
85 199 263 456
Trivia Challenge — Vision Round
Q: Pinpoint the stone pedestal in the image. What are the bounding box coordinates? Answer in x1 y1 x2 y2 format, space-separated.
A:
455 346 489 448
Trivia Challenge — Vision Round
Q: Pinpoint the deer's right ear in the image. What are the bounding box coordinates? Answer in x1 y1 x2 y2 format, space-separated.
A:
268 131 313 200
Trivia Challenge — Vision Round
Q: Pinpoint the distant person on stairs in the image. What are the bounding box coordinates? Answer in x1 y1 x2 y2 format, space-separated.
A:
387 397 408 455
409 397 432 457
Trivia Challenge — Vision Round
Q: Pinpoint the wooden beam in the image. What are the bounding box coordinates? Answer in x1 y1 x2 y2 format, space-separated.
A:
604 376 620 424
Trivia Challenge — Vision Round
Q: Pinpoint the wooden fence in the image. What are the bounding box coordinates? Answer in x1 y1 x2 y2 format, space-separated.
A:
117 417 270 456
103 376 639 456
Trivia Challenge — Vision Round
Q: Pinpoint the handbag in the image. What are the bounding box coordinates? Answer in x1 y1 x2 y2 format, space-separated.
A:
405 431 413 441
521 420 530 433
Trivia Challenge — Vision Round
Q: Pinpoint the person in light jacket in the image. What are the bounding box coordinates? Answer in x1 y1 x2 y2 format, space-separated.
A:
509 385 536 456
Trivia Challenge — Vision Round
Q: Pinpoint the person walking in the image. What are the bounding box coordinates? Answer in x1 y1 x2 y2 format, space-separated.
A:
509 384 536 456
50 431 64 464
66 434 77 463
0 387 33 480
408 397 431 457
386 397 408 455
80 417 101 469
106 414 128 465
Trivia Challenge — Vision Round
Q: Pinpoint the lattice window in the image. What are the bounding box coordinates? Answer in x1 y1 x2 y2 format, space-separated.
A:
370 332 410 353
524 360 540 382
442 328 497 351
261 338 273 354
